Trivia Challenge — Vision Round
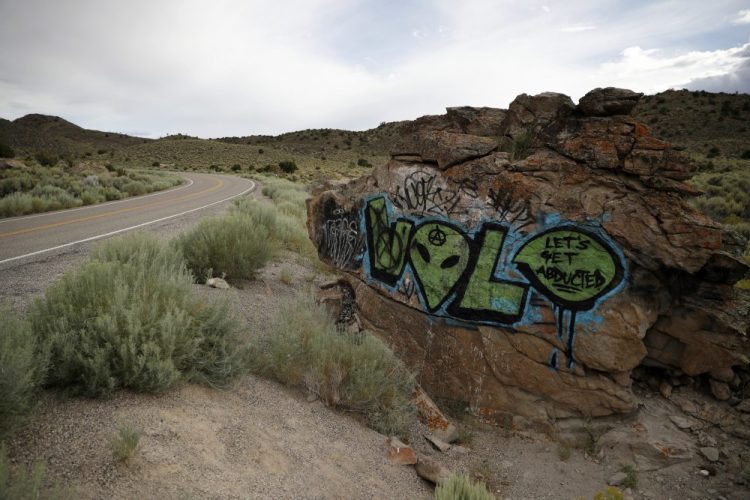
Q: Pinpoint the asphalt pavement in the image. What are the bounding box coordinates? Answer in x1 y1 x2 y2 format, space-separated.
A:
0 172 255 265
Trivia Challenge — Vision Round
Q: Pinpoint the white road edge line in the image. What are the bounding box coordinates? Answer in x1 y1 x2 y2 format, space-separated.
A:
0 176 195 224
0 180 255 266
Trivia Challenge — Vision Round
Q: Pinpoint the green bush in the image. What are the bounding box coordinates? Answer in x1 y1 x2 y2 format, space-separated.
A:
232 196 313 256
0 307 46 439
29 233 245 397
255 294 416 436
0 142 14 158
434 473 495 500
175 213 274 280
110 424 140 464
34 152 58 167
278 160 298 173
0 444 69 500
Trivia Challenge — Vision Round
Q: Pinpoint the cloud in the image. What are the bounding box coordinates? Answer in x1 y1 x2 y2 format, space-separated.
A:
0 0 748 137
734 9 750 24
685 44 750 92
597 42 750 94
562 25 596 33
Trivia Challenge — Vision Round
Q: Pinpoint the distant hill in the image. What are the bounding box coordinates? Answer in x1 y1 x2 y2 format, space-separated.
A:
0 114 149 156
632 89 750 158
1 89 748 180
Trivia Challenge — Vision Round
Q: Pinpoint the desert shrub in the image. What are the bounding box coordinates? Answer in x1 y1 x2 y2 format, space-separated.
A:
278 160 298 174
0 142 14 158
175 213 274 280
255 294 416 436
29 233 245 397
121 180 148 196
232 163 242 172
0 193 34 217
0 444 69 500
80 189 105 206
707 146 720 158
110 424 140 464
593 487 624 500
231 197 312 256
0 307 46 439
279 265 294 285
434 473 495 500
34 152 58 167
356 158 372 167
621 465 638 489
741 150 750 159
152 161 160 167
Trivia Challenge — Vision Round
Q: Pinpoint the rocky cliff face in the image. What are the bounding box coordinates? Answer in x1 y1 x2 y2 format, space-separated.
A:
306 88 750 422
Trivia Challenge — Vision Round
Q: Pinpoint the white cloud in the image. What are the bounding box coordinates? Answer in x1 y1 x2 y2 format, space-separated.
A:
597 43 750 94
733 9 750 24
561 25 596 33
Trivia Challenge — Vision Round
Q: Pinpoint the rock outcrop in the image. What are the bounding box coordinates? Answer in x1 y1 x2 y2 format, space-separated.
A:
306 88 750 422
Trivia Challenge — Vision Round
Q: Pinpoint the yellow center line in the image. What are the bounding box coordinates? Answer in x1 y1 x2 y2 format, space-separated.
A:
0 177 224 238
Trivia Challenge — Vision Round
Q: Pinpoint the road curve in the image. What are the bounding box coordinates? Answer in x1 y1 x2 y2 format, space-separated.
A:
0 172 255 265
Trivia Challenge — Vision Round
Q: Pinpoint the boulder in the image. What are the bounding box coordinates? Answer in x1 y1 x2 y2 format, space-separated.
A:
415 457 452 485
413 386 459 443
206 277 230 289
578 87 644 116
306 89 750 422
700 446 720 462
384 437 417 465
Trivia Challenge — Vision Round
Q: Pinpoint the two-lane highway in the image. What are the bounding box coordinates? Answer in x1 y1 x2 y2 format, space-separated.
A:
0 172 255 265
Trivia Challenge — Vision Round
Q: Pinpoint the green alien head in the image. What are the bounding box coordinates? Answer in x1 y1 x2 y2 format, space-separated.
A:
409 222 470 311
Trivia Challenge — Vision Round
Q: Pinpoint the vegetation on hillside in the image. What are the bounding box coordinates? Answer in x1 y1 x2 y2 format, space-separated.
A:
251 293 416 437
633 89 750 158
0 160 182 217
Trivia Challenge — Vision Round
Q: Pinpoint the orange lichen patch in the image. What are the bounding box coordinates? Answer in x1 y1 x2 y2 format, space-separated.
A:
384 437 417 465
632 121 651 137
414 394 451 431
657 445 676 458
635 135 671 151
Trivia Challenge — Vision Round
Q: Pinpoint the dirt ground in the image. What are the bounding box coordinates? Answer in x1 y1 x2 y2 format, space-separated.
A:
4 187 750 500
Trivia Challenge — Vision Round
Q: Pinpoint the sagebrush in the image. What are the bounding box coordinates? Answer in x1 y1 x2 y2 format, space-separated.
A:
253 293 415 436
30 232 246 397
434 473 495 500
0 306 46 439
175 212 275 281
0 444 69 500
110 424 140 464
0 162 181 217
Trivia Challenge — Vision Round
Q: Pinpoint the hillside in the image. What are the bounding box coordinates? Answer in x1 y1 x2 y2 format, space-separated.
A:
1 89 748 180
0 114 149 156
632 89 750 158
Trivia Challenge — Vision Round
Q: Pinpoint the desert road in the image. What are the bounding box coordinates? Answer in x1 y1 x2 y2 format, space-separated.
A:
0 172 255 266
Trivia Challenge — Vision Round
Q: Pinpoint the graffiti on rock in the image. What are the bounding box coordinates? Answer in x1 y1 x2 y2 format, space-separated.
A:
320 199 363 270
361 194 626 369
513 226 625 369
393 170 461 216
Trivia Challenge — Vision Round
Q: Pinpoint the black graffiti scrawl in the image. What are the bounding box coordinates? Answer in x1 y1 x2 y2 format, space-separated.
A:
319 198 363 270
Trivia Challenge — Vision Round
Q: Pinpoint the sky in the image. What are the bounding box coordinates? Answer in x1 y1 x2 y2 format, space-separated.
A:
0 0 748 138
